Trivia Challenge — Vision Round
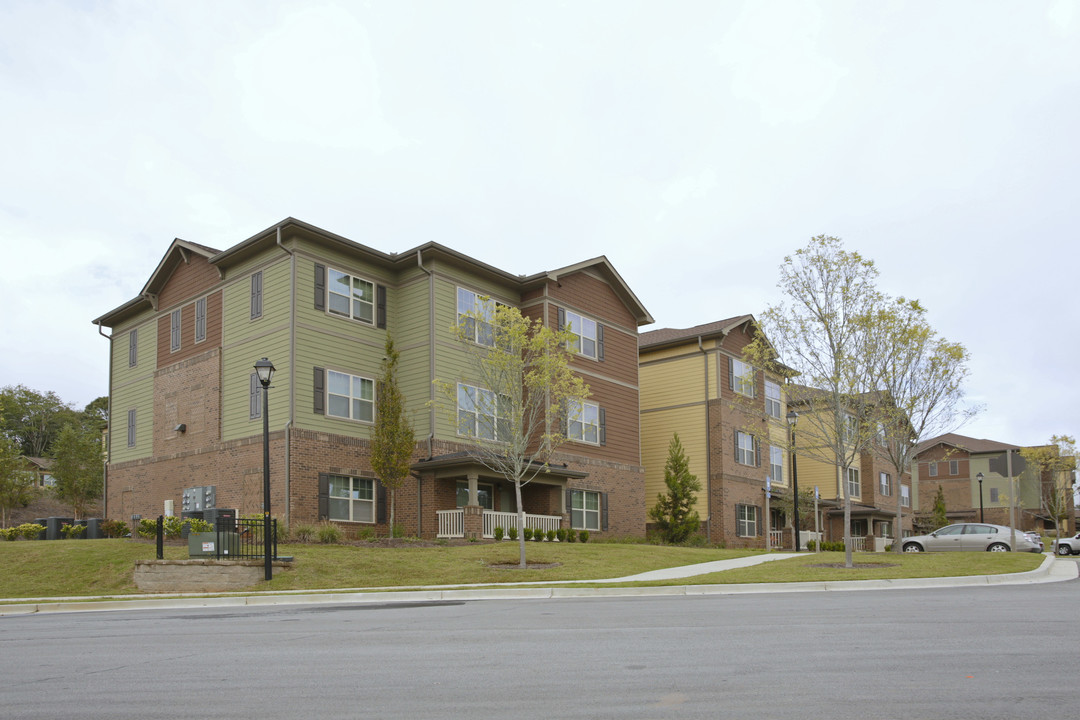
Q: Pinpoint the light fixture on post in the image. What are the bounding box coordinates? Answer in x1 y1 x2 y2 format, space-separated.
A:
254 357 275 581
976 471 984 523
786 409 800 552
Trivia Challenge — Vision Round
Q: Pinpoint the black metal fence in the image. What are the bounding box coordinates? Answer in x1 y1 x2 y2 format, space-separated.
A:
155 516 278 561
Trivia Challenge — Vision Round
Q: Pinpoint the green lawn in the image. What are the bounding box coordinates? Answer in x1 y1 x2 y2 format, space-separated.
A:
0 539 1047 600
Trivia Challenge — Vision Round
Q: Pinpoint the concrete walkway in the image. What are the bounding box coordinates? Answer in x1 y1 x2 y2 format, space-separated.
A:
1 552 1074 616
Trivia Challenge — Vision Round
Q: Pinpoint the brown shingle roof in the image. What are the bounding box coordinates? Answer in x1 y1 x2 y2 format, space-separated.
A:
914 432 1019 456
638 315 753 349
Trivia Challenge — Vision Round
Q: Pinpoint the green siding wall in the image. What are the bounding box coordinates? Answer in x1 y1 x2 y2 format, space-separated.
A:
108 314 157 463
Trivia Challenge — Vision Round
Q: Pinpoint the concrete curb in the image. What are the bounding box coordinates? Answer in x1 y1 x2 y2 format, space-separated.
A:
1 553 1072 617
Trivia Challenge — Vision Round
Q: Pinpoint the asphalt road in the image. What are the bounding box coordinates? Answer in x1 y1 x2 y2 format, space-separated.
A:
2 580 1077 719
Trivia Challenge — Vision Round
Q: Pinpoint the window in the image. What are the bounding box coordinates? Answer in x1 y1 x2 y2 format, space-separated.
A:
170 309 181 352
456 481 494 509
128 329 138 367
770 445 783 484
765 380 781 419
846 467 860 497
457 287 495 346
571 490 601 531
457 383 509 441
878 520 892 538
879 472 891 496
327 475 374 522
563 309 600 359
567 400 602 444
949 460 959 475
250 271 263 320
328 268 375 324
126 409 136 447
327 370 374 423
195 297 206 343
249 373 261 419
989 487 999 503
877 422 887 445
843 414 858 444
850 519 868 537
736 504 758 537
735 431 757 466
901 485 911 508
928 462 938 477
730 358 754 397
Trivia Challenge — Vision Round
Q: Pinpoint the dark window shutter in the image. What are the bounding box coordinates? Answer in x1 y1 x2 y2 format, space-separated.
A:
734 432 739 461
318 474 329 520
249 373 260 419
314 264 326 311
557 307 565 331
598 407 606 446
601 492 609 531
566 488 573 515
376 481 387 524
313 367 325 415
376 284 387 329
597 324 605 361
129 329 137 367
251 272 263 319
755 437 761 467
728 356 734 390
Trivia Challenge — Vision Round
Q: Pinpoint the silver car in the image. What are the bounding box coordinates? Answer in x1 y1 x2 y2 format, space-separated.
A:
901 523 1043 553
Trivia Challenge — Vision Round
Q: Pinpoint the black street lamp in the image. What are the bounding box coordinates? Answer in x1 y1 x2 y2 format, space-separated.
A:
254 357 275 581
976 471 984 523
787 410 800 552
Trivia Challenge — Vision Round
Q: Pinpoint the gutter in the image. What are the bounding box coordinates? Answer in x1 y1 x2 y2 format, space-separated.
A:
698 335 711 541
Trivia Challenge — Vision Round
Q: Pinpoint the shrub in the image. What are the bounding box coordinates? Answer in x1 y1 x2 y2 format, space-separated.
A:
493 526 504 541
291 523 317 543
61 523 86 539
356 526 376 542
0 527 17 541
579 530 590 543
188 518 213 533
316 522 344 544
101 520 129 538
522 528 533 541
565 529 577 543
546 529 557 542
556 528 567 543
507 526 518 540
806 540 816 551
18 523 45 540
137 518 158 538
162 516 184 539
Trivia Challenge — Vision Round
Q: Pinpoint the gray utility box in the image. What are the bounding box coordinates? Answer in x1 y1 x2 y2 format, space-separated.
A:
46 517 74 540
188 532 242 558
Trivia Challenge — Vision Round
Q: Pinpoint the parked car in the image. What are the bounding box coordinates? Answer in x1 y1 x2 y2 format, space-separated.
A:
901 523 1043 553
1053 532 1080 556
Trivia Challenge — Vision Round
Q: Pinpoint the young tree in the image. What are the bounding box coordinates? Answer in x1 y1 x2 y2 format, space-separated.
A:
50 424 103 520
866 296 977 553
0 435 35 527
371 334 415 539
745 235 887 568
436 303 588 568
648 433 702 543
931 485 948 529
1021 435 1076 540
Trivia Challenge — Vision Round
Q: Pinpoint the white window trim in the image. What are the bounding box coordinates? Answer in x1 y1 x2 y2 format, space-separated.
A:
327 267 375 324
927 462 938 477
731 358 754 397
769 445 783 484
949 460 959 475
765 380 781 419
571 489 601 531
567 400 600 445
846 467 861 497
456 287 496 347
326 369 375 423
327 474 375 523
457 382 509 441
879 471 891 496
736 504 758 537
564 309 599 360
901 485 911 508
736 431 756 466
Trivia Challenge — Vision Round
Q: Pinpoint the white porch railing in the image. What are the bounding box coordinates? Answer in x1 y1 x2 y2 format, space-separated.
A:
768 530 783 548
849 536 867 552
437 509 563 539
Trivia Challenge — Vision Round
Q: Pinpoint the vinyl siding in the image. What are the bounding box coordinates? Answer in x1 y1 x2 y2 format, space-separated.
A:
642 405 709 519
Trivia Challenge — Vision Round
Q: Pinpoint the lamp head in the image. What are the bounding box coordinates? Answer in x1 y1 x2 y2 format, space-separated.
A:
254 357 275 387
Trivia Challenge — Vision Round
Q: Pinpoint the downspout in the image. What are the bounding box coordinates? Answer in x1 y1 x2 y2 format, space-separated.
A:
96 320 112 521
411 472 424 537
699 336 712 541
277 225 295 528
416 249 435 460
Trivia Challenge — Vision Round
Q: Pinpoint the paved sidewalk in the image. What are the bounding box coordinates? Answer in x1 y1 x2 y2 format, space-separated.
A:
1 552 1073 616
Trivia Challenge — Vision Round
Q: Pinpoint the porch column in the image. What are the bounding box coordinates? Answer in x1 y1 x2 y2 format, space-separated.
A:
463 472 483 540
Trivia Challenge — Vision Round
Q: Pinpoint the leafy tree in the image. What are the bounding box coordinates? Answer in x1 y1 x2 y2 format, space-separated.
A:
1021 435 1076 540
371 334 415 539
865 296 977 552
81 396 109 433
50 424 103 520
0 385 79 457
436 303 588 568
648 433 702 543
745 235 887 568
0 435 35 527
931 485 948 529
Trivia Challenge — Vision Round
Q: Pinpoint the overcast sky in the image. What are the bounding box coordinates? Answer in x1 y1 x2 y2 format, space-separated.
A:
1 0 1076 448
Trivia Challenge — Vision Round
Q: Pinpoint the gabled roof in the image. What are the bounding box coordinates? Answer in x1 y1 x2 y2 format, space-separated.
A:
914 432 1020 456
22 456 54 471
638 315 754 350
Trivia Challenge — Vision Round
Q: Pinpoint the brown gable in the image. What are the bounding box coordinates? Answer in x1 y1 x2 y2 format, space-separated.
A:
157 254 221 310
639 315 753 350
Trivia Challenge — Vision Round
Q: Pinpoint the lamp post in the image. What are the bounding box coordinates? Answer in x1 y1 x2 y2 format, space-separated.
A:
787 410 800 552
254 357 275 581
976 471 984 523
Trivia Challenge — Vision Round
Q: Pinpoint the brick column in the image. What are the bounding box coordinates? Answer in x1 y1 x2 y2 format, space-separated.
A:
463 505 484 540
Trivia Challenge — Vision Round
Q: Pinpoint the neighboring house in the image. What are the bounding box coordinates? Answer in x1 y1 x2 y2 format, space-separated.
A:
92 218 653 539
639 316 796 549
21 457 55 488
912 433 1073 533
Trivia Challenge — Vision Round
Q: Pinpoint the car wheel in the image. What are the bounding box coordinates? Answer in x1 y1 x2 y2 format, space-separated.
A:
903 543 923 553
1057 544 1072 556
987 543 1009 552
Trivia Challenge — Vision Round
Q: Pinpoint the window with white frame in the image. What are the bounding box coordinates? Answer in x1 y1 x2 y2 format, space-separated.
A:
949 460 959 475
571 489 601 531
128 329 138 367
736 504 758 537
170 309 181 352
735 431 757 466
927 461 938 477
901 485 911 507
770 445 783 484
877 422 887 445
456 481 494 510
326 370 374 423
564 309 598 359
327 268 375 324
879 520 892 538
731 358 754 397
327 475 374 522
765 380 781 419
566 400 601 444
195 297 206 343
457 383 509 441
846 467 860 497
879 472 891 496
843 414 858 444
457 287 495 346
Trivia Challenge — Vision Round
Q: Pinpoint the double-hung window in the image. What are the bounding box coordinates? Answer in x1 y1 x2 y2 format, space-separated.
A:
846 467 861 497
328 268 375 324
735 431 757 466
927 462 938 477
949 460 959 475
843 414 858 444
195 297 206 343
327 370 374 423
170 309 181 352
901 485 911 507
770 445 783 484
765 380 781 419
457 383 509 441
567 400 601 444
457 288 495 346
731 358 754 397
327 475 374 522
564 310 598 359
736 504 758 537
879 471 891 496
571 490 601 531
